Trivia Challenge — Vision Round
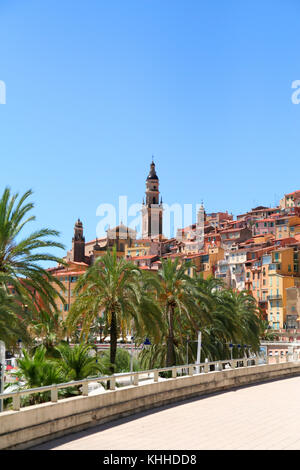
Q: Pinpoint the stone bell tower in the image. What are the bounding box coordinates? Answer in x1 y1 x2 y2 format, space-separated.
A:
142 160 163 239
72 218 86 262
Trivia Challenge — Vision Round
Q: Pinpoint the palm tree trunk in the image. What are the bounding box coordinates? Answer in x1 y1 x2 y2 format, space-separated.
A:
110 310 117 374
166 305 176 367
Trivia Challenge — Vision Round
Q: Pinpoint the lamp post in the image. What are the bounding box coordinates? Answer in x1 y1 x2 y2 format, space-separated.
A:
130 333 134 384
196 331 201 374
229 343 233 360
237 344 241 367
17 339 22 358
186 335 189 365
0 341 5 413
99 325 104 343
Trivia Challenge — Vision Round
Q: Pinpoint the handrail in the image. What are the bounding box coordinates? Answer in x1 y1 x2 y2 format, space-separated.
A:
1 354 297 412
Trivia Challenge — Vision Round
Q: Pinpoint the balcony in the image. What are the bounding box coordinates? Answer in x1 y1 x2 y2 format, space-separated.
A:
267 294 282 301
269 263 281 272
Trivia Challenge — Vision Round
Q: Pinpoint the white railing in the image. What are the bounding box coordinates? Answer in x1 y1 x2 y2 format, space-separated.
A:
1 354 297 413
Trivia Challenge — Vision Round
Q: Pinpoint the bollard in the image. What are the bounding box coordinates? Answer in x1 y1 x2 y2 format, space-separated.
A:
204 362 209 373
188 365 194 376
154 370 159 382
110 377 116 390
133 373 139 386
172 368 177 379
82 382 89 396
51 386 58 402
293 352 298 362
13 394 20 411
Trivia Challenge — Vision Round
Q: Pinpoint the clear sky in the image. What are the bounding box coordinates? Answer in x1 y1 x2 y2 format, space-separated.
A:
0 0 300 255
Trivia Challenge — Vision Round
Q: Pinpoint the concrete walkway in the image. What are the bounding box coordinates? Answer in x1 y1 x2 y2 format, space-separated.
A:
32 376 300 450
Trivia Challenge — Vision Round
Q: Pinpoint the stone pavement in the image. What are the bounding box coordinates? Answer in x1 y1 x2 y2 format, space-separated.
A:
33 376 300 450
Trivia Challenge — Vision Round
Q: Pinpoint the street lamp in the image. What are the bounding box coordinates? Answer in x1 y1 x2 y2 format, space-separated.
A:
17 339 22 357
0 340 5 413
186 335 189 365
130 333 135 384
229 343 233 360
143 338 151 349
99 325 104 343
196 331 202 374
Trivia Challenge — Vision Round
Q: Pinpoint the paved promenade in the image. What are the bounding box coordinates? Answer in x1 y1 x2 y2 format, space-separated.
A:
33 376 300 450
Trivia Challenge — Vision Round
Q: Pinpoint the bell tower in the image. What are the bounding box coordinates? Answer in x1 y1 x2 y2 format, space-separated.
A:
72 218 85 262
196 202 205 251
142 160 163 239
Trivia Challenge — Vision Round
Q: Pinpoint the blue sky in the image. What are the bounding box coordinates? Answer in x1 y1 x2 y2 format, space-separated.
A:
0 0 300 255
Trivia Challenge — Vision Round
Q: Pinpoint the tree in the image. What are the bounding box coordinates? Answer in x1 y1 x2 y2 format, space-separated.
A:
15 345 66 404
67 247 161 374
0 187 66 343
0 286 31 348
189 282 262 361
143 257 196 367
56 343 102 381
30 309 67 356
142 267 263 367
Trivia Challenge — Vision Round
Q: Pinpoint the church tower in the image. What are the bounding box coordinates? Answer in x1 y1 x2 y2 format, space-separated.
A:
196 202 205 250
72 218 86 262
142 160 163 239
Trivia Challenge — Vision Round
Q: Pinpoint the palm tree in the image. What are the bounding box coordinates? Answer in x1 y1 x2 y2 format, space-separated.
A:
196 286 262 361
189 275 238 361
225 289 262 355
144 257 197 367
30 309 67 356
67 247 161 374
142 267 263 366
56 343 102 381
260 319 277 341
0 187 66 343
15 345 66 404
0 286 31 348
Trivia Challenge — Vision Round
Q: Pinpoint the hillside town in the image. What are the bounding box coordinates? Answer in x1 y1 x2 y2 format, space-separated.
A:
49 161 300 334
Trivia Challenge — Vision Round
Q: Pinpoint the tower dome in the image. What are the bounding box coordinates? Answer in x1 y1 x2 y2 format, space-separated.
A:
147 160 158 180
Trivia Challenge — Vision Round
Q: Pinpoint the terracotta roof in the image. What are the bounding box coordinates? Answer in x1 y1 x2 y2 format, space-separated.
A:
286 190 300 197
85 237 106 246
54 271 86 277
131 255 158 260
255 218 276 223
220 227 244 233
274 237 297 244
183 254 202 259
162 253 184 259
71 261 89 266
